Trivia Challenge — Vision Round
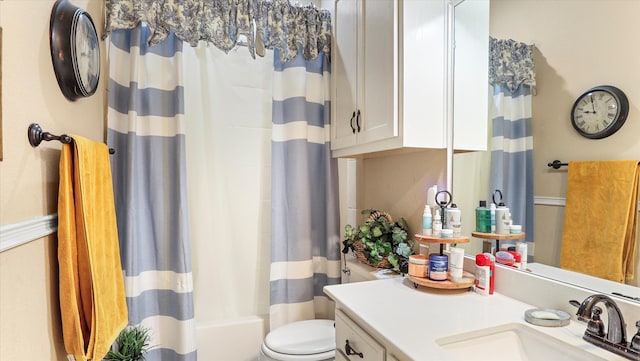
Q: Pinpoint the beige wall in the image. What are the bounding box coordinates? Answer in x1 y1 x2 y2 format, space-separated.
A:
357 149 448 243
0 0 106 359
491 0 640 274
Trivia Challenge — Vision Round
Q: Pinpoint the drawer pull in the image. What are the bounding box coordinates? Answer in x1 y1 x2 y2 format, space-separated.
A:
350 111 356 133
345 339 364 358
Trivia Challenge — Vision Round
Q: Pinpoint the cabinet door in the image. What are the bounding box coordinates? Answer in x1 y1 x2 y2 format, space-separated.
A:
331 0 359 150
358 0 398 145
335 309 385 361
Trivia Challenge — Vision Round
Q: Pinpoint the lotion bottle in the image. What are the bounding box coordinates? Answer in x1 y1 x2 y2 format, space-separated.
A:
517 242 528 270
446 204 462 237
495 202 510 234
422 205 432 236
450 247 465 282
475 254 491 296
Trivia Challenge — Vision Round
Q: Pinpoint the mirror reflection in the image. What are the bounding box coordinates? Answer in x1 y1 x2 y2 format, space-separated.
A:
452 0 640 298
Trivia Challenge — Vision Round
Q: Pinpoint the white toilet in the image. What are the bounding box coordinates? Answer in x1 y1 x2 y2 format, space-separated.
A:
259 319 336 361
259 256 399 360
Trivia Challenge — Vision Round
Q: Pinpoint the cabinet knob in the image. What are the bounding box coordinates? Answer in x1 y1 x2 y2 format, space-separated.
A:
344 339 364 358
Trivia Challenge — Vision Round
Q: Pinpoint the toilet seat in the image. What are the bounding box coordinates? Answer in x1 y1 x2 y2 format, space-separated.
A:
261 319 335 361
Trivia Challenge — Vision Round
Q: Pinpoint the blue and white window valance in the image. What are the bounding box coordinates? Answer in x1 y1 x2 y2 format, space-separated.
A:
489 37 536 92
104 0 332 62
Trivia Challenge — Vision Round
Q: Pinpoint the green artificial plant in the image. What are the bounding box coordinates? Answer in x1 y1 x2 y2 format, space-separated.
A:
104 325 153 361
342 209 414 271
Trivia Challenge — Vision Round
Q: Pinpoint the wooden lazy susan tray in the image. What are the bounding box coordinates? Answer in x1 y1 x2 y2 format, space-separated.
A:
408 271 475 290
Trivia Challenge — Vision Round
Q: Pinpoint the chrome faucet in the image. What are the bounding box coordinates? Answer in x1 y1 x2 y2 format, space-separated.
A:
573 294 640 360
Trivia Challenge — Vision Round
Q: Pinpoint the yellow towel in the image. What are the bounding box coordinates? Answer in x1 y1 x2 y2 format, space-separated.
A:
560 160 639 283
58 135 128 361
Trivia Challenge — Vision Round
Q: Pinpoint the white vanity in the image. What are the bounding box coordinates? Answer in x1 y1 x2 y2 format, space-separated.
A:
325 261 639 360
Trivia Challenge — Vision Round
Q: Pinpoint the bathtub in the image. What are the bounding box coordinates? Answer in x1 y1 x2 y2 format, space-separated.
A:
196 316 268 361
195 258 385 360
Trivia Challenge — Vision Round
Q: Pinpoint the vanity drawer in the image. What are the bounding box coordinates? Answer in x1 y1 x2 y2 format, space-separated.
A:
335 309 385 361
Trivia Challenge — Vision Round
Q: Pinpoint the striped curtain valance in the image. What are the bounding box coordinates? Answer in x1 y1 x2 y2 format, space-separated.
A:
104 0 332 62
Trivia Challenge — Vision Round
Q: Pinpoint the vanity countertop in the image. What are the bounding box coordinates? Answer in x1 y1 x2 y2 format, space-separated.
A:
324 277 627 360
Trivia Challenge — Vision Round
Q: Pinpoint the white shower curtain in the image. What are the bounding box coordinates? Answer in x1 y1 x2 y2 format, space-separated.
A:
182 44 275 322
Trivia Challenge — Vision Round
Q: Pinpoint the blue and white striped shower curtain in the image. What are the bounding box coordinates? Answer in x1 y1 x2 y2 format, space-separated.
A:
489 38 536 243
490 85 534 242
270 50 341 330
107 26 196 360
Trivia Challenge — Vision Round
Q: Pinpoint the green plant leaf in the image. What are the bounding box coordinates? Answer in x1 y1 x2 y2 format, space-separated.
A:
395 242 412 257
388 253 399 268
104 325 153 361
372 226 383 238
392 228 408 244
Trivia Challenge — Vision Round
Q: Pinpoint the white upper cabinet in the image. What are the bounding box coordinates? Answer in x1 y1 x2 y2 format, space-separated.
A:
331 0 490 158
332 0 398 152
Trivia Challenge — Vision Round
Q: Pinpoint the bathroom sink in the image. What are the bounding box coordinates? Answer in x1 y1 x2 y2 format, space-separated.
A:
436 323 607 361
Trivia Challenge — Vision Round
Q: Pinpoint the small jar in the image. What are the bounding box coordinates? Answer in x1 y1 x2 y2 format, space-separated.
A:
510 224 522 234
440 229 453 239
408 255 429 278
429 254 449 281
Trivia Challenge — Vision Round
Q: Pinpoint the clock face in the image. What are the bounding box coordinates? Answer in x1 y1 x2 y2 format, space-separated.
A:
72 12 100 95
570 86 629 139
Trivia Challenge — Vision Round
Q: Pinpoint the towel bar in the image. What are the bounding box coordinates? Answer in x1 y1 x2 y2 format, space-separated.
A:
547 160 568 169
27 123 115 154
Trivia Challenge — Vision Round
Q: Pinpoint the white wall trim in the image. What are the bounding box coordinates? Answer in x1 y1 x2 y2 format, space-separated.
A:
534 196 565 207
0 214 58 253
535 196 640 210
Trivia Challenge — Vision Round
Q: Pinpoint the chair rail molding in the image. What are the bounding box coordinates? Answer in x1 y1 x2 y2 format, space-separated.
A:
535 196 639 210
0 214 58 253
534 196 565 207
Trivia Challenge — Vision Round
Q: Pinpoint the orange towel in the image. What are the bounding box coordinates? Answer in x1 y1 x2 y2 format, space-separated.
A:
58 136 128 361
560 160 639 283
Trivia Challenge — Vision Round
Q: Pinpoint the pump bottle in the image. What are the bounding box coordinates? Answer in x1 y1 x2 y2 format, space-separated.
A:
422 205 432 236
432 209 442 237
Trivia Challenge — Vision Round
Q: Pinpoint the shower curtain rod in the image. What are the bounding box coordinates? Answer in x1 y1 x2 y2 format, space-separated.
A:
27 123 115 154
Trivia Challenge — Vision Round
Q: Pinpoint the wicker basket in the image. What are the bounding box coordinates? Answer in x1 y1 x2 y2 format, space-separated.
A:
352 211 394 269
353 239 392 269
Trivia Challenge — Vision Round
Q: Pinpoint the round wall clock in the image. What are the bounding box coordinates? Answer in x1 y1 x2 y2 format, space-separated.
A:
570 85 629 139
50 0 100 100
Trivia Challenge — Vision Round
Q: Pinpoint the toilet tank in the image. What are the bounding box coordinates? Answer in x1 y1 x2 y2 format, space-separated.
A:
341 254 401 284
